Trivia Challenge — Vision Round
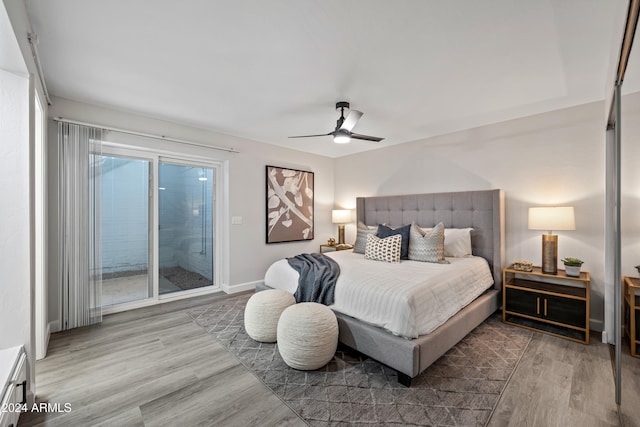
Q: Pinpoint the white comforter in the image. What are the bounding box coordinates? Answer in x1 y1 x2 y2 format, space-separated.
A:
264 250 494 339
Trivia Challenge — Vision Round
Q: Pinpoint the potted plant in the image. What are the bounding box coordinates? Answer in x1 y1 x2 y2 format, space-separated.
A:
562 257 584 277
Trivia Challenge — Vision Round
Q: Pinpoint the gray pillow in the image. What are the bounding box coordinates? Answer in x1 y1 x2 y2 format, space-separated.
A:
408 222 448 263
353 221 378 254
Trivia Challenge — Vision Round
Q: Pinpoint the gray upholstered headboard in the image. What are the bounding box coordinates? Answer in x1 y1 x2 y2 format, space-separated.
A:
356 189 505 289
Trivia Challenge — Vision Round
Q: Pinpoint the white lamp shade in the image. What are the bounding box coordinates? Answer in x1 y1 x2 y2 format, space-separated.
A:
528 207 576 231
331 209 352 224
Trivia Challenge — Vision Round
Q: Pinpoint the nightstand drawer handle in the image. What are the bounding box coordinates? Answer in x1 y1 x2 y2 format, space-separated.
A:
544 299 548 316
536 297 540 315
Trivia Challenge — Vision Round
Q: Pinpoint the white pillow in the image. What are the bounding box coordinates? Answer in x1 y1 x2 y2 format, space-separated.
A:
417 226 473 257
443 228 473 257
364 233 402 263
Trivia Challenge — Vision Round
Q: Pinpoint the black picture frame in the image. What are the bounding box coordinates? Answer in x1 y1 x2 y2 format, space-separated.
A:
266 165 314 243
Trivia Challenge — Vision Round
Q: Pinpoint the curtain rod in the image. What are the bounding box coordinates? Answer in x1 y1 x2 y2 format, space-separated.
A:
27 33 52 106
54 117 240 153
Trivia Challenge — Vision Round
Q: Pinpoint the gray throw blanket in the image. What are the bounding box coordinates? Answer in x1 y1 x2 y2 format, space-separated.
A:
287 253 340 305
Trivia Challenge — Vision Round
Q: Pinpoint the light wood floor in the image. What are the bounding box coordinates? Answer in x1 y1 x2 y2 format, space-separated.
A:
19 291 640 426
20 292 305 427
488 332 640 427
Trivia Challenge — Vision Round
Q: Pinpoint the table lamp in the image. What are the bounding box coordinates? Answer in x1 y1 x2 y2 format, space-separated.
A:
528 206 575 274
331 209 352 245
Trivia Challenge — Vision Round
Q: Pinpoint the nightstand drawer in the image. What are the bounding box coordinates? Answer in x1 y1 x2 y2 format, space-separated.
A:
505 289 585 328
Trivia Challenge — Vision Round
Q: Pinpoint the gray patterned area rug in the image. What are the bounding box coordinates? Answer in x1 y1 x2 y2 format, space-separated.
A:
189 294 532 426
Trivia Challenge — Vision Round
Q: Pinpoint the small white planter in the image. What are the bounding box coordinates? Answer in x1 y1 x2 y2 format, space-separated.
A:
564 265 582 277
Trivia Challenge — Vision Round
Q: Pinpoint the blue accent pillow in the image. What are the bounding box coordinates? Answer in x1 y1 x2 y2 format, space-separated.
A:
377 224 411 260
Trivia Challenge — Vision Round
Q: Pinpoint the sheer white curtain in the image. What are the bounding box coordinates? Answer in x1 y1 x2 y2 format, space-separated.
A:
58 122 103 330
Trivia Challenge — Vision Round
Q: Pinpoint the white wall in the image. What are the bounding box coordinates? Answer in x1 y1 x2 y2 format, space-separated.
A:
47 96 335 323
335 101 607 330
1 0 45 404
0 67 32 391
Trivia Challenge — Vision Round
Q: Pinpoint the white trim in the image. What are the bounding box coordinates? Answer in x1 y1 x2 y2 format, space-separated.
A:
44 323 50 353
102 140 229 165
158 284 222 300
590 318 603 334
152 157 159 301
48 320 59 334
601 330 608 344
221 160 230 288
102 285 222 315
54 117 239 153
34 91 47 361
223 280 261 294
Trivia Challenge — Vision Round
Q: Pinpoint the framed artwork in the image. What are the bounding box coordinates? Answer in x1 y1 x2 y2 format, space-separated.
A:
266 165 314 243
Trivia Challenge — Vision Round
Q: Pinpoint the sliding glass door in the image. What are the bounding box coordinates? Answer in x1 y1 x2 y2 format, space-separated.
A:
158 161 215 295
98 149 220 310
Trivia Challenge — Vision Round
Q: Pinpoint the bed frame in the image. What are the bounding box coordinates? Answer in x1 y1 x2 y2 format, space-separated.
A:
260 189 505 386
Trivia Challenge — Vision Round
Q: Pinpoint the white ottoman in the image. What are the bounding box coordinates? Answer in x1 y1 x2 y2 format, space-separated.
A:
277 302 339 370
244 289 296 342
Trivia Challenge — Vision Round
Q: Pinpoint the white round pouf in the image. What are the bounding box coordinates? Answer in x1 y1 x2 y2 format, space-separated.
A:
244 290 296 342
277 302 339 370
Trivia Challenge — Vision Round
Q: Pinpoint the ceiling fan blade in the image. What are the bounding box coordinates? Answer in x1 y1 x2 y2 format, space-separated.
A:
340 110 363 131
351 132 384 142
288 132 332 138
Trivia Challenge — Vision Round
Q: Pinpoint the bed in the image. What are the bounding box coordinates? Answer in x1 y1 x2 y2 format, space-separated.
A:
258 189 505 386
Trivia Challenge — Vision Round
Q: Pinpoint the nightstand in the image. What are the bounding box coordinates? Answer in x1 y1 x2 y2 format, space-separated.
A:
319 244 353 253
623 276 640 357
503 265 590 344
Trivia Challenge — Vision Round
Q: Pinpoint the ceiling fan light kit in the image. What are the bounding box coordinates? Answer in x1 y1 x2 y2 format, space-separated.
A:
333 129 351 144
289 101 384 144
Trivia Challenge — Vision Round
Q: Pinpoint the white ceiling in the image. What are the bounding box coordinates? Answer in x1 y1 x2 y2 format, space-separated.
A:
24 0 631 158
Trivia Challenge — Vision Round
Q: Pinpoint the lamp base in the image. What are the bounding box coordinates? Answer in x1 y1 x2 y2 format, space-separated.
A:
541 234 558 274
338 224 345 245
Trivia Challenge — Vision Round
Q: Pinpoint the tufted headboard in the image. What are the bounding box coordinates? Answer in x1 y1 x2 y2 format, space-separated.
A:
356 189 505 289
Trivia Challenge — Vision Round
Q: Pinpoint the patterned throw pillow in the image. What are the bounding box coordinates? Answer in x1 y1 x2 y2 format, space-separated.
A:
364 233 402 263
408 222 448 263
353 221 378 254
415 226 474 258
377 224 411 260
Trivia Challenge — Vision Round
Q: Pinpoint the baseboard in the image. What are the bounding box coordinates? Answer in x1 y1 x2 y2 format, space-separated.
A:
222 280 260 294
590 318 603 334
48 320 60 334
43 322 51 359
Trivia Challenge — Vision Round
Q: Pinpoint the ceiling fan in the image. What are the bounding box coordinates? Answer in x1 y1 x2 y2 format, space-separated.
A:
289 101 384 143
